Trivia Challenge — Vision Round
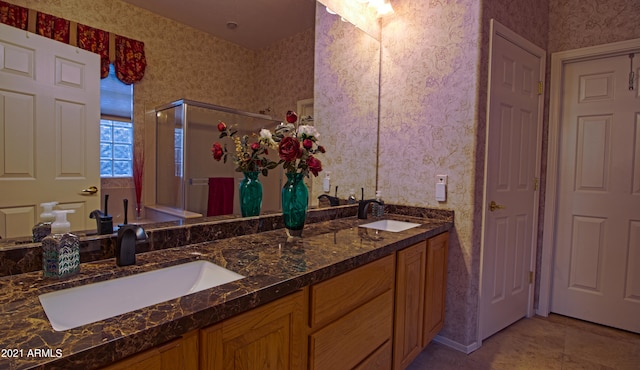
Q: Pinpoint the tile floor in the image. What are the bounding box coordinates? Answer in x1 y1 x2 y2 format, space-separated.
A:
407 314 640 370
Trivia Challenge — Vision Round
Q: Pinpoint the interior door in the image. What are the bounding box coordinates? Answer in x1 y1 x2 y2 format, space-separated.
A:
0 23 101 237
551 53 640 333
480 23 544 340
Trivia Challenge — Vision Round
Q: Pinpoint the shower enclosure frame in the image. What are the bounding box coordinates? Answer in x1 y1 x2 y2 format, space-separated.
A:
154 99 282 217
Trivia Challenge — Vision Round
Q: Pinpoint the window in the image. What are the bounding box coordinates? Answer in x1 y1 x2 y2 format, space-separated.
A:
99 64 133 177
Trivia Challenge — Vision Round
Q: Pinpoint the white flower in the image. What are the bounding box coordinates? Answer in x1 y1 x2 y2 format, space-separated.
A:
259 128 277 148
297 125 319 140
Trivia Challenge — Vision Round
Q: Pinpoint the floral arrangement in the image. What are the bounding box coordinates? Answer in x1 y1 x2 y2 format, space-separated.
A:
210 121 279 176
272 111 325 177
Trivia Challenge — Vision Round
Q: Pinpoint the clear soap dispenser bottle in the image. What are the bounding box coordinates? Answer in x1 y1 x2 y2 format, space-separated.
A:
372 190 385 217
42 210 80 278
348 189 357 204
32 201 58 242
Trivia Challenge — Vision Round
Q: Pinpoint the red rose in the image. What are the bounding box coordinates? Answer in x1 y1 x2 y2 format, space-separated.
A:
217 121 227 132
286 110 298 124
278 137 301 161
211 142 224 161
318 145 326 153
303 138 313 149
250 142 260 151
306 156 323 177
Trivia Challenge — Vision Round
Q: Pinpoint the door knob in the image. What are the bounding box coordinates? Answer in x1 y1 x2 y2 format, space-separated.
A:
489 201 505 212
81 186 98 195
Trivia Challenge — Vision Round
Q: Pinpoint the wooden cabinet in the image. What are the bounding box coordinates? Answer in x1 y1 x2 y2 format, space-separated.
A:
102 330 198 370
393 240 427 370
423 232 449 346
199 290 305 370
103 232 448 370
393 232 449 370
308 254 395 370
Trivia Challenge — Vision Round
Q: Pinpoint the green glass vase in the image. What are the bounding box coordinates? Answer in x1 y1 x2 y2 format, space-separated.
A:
239 171 262 217
281 172 308 236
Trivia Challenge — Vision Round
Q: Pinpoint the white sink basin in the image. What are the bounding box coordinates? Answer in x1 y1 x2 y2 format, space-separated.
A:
359 219 421 233
39 260 244 331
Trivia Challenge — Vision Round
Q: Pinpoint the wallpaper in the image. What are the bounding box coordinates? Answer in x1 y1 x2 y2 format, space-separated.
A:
317 0 381 40
549 0 640 53
313 3 380 202
379 0 482 345
255 27 315 126
4 0 314 222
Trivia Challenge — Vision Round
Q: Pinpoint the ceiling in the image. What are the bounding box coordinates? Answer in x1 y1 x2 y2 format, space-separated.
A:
120 0 317 51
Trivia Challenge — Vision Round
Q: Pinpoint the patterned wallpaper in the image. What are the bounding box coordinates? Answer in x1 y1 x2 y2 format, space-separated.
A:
317 0 380 40
549 0 640 52
379 0 481 346
256 27 315 126
313 3 380 202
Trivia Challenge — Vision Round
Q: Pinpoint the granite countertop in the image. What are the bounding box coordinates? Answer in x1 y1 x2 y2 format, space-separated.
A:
0 211 453 370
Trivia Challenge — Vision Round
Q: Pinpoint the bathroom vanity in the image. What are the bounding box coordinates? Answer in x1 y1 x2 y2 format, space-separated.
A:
0 205 452 370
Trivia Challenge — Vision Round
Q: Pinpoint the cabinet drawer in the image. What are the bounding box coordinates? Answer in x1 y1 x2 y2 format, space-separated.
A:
310 254 395 328
310 289 394 370
354 340 392 370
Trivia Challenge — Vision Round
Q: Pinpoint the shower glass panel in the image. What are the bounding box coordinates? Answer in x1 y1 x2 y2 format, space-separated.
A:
155 100 283 217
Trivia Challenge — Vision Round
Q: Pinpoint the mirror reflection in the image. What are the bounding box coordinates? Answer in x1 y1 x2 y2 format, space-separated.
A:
154 100 283 217
0 1 381 244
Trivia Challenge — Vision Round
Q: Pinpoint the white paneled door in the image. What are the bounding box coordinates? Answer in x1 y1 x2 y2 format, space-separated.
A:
0 23 101 238
480 21 544 340
551 53 640 333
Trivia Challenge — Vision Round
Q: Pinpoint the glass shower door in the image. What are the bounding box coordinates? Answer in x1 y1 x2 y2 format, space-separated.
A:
155 104 185 210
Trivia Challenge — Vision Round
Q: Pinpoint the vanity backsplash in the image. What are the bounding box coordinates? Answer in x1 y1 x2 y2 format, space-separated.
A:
0 205 453 277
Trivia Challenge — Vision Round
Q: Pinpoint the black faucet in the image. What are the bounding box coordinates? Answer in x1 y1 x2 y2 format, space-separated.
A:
116 225 147 266
318 194 340 206
89 194 113 235
358 199 383 219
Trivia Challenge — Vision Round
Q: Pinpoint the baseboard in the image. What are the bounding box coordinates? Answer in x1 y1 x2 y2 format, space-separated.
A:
432 335 480 354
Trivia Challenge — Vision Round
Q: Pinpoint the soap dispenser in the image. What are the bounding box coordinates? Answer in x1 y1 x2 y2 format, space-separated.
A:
372 190 385 217
42 210 80 278
32 201 58 242
347 189 357 204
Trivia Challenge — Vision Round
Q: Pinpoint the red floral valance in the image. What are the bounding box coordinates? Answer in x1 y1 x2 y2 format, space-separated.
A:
36 12 70 44
0 1 146 84
77 23 110 79
0 0 27 30
115 35 146 85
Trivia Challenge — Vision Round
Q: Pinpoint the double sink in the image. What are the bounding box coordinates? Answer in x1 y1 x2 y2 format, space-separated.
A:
38 219 420 332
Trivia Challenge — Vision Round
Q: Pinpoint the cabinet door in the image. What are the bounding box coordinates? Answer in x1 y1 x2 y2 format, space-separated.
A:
393 241 426 370
102 330 198 370
200 290 305 370
423 232 449 346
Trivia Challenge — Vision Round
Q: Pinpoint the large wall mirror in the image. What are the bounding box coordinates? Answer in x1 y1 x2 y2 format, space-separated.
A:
0 0 381 242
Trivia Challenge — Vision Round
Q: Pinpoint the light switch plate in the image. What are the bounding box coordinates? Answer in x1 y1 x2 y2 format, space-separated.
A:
436 175 448 185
